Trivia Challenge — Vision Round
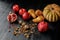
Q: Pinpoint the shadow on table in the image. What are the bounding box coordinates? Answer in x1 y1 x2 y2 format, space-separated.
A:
33 20 60 40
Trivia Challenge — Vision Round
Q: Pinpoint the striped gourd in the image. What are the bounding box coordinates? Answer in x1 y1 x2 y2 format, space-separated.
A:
43 4 60 22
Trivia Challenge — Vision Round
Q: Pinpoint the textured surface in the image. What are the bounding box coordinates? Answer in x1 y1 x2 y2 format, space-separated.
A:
0 0 60 40
0 1 26 40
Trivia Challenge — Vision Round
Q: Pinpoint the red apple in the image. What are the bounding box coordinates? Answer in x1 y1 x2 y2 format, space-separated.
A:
19 8 26 15
7 12 17 23
38 21 48 32
22 12 30 20
12 4 19 12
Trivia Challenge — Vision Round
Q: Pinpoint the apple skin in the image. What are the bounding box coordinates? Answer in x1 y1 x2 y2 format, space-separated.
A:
12 4 20 12
22 12 30 20
19 8 26 15
38 21 48 32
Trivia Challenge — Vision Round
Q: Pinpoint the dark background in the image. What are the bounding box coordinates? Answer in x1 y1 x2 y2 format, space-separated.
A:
1 0 60 9
0 0 60 40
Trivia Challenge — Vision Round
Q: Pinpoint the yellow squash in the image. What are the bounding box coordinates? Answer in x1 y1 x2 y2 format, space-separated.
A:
43 4 60 22
32 16 44 23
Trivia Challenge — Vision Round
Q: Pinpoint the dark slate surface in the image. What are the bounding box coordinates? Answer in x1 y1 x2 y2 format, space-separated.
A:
0 0 60 40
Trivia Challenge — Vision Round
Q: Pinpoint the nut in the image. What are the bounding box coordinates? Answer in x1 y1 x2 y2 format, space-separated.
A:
12 21 37 38
32 24 35 26
29 24 32 26
17 27 20 29
25 30 29 33
15 28 19 32
19 28 21 31
19 21 22 24
30 31 34 34
24 25 30 29
31 27 35 30
17 31 21 34
20 26 23 28
24 33 27 36
26 35 29 38
34 23 37 25
24 33 30 38
13 31 17 36
22 22 26 26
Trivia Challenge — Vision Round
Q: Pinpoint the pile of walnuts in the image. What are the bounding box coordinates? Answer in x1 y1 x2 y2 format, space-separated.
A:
10 20 37 38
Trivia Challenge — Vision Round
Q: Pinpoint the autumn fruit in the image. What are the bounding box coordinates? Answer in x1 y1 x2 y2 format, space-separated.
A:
22 12 30 20
12 4 20 12
38 21 48 32
28 9 36 18
43 4 60 22
32 16 44 23
7 12 17 23
19 8 26 15
35 9 43 16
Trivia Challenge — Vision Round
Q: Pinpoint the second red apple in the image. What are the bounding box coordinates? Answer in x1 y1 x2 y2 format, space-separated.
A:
22 12 30 20
19 8 26 15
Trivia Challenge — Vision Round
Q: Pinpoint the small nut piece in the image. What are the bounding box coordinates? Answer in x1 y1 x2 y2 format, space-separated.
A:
24 25 30 29
32 24 35 26
22 22 26 26
17 27 20 29
13 31 17 36
24 33 27 36
24 33 30 38
26 35 29 38
30 31 34 34
25 30 29 33
29 24 32 26
15 28 19 31
19 21 22 24
34 23 37 25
